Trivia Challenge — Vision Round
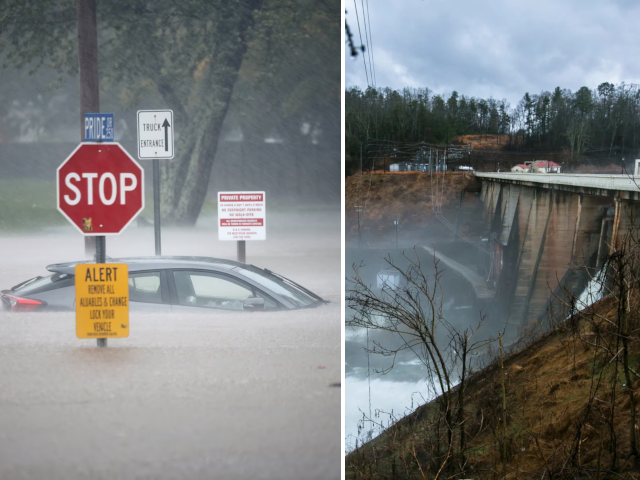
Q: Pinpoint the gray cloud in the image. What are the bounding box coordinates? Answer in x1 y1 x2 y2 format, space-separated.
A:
346 0 640 105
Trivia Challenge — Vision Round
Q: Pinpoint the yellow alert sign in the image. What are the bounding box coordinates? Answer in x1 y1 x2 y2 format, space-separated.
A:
75 263 129 339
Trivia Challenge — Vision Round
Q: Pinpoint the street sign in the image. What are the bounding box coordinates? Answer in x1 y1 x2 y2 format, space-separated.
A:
75 263 129 339
218 191 266 241
57 143 145 235
137 110 174 159
84 113 114 141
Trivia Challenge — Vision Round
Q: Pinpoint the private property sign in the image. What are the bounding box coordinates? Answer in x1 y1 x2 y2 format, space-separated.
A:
218 191 266 241
75 263 129 339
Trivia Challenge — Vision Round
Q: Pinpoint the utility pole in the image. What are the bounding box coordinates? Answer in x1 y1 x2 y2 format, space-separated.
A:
622 157 626 175
394 216 399 249
77 0 99 258
355 206 363 249
444 148 447 177
430 148 433 182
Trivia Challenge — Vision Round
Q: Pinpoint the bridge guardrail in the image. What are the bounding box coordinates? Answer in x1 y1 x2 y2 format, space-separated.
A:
474 172 640 193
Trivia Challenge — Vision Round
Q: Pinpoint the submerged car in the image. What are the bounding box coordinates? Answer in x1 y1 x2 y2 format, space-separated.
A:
1 256 326 313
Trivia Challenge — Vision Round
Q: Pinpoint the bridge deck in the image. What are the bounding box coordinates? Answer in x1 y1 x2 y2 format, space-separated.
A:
474 172 640 198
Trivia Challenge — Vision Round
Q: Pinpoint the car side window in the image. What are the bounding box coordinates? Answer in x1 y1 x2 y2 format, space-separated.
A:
172 271 277 310
128 272 162 304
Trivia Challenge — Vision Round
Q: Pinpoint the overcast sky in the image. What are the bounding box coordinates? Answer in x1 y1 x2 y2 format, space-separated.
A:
345 0 640 106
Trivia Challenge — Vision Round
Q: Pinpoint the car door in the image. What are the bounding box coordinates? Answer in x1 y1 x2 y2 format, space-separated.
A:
168 270 280 312
128 270 171 312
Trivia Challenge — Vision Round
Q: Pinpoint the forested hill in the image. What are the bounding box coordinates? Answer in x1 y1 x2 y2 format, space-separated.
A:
346 83 640 175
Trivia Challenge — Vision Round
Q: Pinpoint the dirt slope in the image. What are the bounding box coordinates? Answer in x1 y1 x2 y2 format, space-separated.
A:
346 294 640 478
345 172 483 247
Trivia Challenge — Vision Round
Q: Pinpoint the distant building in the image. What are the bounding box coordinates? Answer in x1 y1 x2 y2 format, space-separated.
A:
511 164 531 173
458 165 474 171
377 269 400 290
389 161 415 172
525 160 561 173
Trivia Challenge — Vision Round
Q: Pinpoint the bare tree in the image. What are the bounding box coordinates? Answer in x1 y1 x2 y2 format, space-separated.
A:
346 249 490 477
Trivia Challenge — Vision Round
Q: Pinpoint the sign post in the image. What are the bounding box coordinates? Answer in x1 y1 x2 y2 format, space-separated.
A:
82 115 115 344
57 142 143 347
137 110 174 256
218 191 266 263
95 235 107 346
237 241 246 263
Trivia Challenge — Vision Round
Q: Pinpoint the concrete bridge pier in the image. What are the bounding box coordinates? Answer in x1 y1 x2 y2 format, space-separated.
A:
477 174 640 336
461 173 640 341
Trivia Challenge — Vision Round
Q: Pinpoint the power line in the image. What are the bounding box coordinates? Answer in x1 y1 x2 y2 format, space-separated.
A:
360 0 374 87
352 0 370 87
364 0 376 86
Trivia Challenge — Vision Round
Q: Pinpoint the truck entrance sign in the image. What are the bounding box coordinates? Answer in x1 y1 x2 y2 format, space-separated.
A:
75 263 129 339
57 143 144 235
218 191 266 241
137 110 174 159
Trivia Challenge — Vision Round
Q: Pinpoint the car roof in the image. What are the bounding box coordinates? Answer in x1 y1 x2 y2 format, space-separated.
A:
47 256 247 274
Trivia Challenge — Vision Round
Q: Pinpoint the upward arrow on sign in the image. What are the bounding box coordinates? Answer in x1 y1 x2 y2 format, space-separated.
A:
162 118 170 152
137 110 174 160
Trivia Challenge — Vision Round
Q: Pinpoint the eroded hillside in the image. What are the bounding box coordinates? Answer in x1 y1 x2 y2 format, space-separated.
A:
346 291 640 479
345 172 484 247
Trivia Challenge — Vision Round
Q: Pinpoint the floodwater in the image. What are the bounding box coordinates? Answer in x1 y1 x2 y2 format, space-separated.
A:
0 210 340 479
344 245 498 452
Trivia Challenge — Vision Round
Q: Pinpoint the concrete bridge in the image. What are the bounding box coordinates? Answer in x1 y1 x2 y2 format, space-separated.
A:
472 172 640 330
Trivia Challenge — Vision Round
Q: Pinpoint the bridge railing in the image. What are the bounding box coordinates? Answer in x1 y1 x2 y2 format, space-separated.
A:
474 172 640 193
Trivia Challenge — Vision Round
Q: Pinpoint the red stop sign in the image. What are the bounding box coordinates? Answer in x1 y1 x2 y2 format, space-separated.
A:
57 143 145 235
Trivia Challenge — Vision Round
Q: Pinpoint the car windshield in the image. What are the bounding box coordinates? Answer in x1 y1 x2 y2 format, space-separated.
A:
233 266 319 308
12 272 74 294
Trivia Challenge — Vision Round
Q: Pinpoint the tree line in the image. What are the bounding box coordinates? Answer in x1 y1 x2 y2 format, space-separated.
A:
1 0 339 225
346 83 640 174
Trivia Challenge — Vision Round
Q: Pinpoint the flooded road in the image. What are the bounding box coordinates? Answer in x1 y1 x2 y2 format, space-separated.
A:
0 210 340 479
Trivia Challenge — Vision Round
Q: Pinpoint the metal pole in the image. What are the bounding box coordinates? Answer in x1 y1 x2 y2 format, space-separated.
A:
77 0 99 259
455 188 465 240
355 206 362 249
237 240 246 263
394 217 399 249
430 149 432 182
95 235 107 348
153 159 162 256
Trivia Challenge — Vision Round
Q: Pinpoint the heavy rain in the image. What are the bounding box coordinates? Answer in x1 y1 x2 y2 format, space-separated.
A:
0 1 340 478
